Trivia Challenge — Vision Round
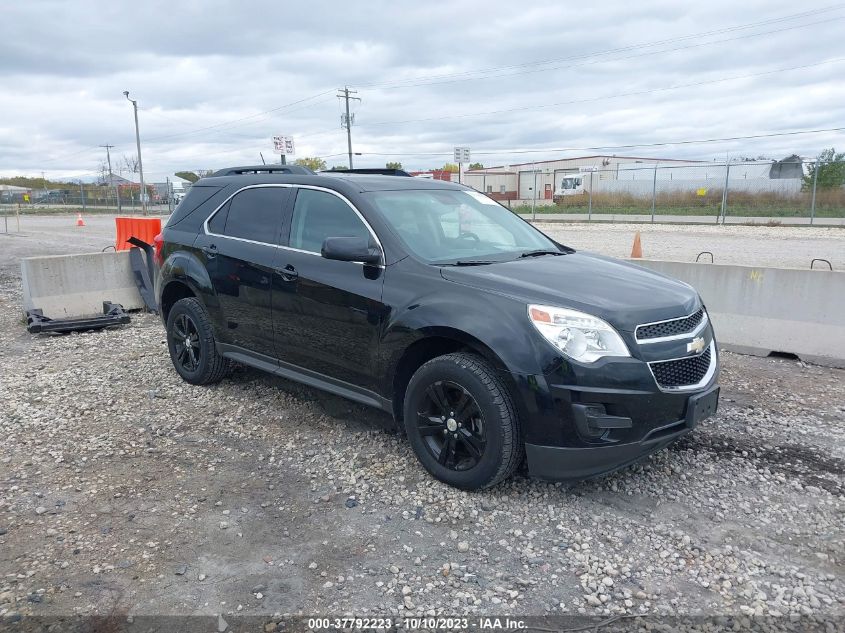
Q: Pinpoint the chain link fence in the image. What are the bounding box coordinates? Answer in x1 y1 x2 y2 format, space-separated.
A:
487 159 845 223
0 190 173 228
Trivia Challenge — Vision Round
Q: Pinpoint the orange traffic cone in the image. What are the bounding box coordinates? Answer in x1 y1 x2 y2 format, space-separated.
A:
76 213 85 227
630 231 642 258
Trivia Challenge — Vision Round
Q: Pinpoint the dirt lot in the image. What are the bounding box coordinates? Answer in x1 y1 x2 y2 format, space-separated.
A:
535 222 845 270
0 218 843 625
2 214 845 271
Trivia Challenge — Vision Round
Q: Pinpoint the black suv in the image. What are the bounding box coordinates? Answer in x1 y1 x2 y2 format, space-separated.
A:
155 165 719 490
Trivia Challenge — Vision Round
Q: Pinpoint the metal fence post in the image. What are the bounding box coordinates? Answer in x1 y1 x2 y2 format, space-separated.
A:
80 182 86 213
651 163 658 223
531 162 537 221
588 170 593 221
810 160 819 225
719 162 731 224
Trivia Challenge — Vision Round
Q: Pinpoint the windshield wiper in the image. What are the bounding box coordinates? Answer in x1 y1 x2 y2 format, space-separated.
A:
441 260 499 266
518 249 565 258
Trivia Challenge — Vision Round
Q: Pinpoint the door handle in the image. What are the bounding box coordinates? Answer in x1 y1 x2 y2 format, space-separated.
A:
275 264 298 281
202 244 218 258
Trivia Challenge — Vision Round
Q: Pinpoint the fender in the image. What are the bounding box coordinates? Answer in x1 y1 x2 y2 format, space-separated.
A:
157 251 224 330
379 287 553 387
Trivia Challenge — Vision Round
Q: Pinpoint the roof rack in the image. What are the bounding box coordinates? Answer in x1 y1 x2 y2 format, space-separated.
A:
322 168 412 177
211 165 314 177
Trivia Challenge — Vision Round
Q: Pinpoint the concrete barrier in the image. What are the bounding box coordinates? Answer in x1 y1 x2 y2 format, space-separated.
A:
632 259 845 368
21 251 145 318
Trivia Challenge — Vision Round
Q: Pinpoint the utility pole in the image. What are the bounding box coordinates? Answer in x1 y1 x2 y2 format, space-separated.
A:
100 144 121 213
337 87 360 168
719 160 731 224
651 163 658 223
810 159 819 225
123 91 147 215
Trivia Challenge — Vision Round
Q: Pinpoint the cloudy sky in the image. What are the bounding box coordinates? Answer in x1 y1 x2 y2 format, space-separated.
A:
1 0 844 182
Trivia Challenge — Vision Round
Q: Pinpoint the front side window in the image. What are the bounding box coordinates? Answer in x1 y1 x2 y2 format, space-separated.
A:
289 188 370 253
367 189 558 264
215 187 287 243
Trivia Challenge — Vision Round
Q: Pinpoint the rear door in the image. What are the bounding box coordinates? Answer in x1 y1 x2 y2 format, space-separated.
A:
195 185 291 354
272 187 387 391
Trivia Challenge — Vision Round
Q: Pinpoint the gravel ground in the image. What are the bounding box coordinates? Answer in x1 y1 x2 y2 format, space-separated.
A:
0 217 843 627
1 285 843 623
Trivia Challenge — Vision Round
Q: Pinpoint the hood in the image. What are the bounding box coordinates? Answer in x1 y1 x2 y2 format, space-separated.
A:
440 252 699 332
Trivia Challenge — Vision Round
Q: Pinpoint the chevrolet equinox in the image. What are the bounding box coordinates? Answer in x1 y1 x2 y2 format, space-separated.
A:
155 165 719 490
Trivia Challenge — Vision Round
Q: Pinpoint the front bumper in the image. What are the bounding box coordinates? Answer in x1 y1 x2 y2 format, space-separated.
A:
523 383 719 480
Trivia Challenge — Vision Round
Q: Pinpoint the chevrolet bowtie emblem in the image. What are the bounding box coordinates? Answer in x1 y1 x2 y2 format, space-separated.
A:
687 337 706 354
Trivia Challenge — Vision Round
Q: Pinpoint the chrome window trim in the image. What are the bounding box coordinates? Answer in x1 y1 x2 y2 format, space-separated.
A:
636 309 708 344
202 183 385 266
647 340 717 393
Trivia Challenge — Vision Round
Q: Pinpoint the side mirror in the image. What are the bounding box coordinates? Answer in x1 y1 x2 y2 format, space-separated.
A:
321 236 381 265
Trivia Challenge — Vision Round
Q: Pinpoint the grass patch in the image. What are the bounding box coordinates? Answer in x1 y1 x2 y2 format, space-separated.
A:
511 189 845 218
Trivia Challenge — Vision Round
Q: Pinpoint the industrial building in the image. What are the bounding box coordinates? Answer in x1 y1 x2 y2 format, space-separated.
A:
463 155 806 204
464 155 704 202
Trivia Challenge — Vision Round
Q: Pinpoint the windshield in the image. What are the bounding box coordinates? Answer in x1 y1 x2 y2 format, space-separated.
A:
367 189 559 264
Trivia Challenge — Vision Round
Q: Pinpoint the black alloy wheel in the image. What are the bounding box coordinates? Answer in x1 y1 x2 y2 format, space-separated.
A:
165 297 231 385
170 313 201 372
404 352 522 490
417 381 486 471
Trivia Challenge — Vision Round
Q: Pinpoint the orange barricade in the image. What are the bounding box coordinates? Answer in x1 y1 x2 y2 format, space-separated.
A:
115 217 162 251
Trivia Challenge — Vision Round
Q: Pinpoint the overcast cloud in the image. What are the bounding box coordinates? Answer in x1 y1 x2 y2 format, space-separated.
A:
1 0 844 181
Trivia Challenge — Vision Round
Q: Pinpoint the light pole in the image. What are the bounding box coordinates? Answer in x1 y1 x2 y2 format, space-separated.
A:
123 91 147 214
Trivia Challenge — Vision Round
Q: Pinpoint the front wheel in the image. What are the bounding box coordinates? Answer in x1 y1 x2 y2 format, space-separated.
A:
403 352 522 490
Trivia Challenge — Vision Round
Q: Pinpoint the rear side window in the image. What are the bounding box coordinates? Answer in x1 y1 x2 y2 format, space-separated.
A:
207 200 229 234
213 187 288 244
289 188 369 253
165 184 222 228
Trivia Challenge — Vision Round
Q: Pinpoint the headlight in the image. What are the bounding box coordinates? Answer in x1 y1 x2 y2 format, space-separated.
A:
528 305 630 363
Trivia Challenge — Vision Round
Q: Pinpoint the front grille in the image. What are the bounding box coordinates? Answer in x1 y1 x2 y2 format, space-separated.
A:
649 347 712 389
636 308 704 341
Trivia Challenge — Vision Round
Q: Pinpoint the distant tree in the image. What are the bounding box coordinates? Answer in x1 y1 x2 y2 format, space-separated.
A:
386 161 403 170
441 163 459 173
804 148 845 190
175 171 200 183
468 162 484 170
294 157 327 171
123 154 139 174
328 165 347 171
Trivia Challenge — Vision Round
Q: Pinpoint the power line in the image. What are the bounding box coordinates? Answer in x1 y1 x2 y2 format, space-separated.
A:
141 90 336 142
359 4 845 88
360 57 845 128
337 126 845 157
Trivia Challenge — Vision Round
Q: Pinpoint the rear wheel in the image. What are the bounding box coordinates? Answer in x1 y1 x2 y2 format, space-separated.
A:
403 352 522 490
166 297 230 385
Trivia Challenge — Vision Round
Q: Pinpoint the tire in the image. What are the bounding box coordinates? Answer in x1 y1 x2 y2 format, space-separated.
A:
403 352 522 490
165 297 231 385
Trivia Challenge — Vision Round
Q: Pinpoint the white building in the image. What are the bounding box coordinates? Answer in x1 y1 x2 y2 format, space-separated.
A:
464 155 704 203
464 155 804 203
